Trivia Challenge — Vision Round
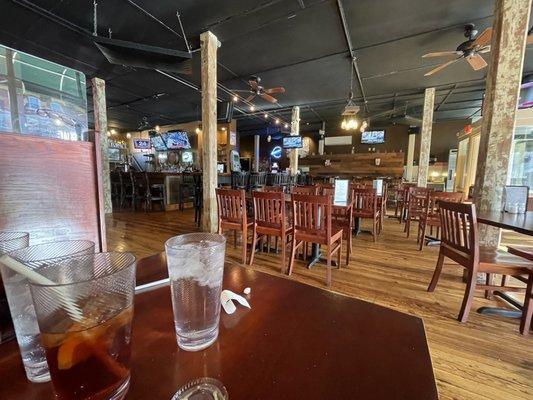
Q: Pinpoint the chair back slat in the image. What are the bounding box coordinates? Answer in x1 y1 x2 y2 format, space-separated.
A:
252 191 286 230
438 201 478 266
291 193 332 237
216 188 247 224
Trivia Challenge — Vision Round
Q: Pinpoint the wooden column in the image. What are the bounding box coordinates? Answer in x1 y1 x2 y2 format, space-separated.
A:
405 133 416 182
417 88 435 188
5 49 21 133
289 106 300 174
91 77 112 214
200 31 219 233
473 0 532 247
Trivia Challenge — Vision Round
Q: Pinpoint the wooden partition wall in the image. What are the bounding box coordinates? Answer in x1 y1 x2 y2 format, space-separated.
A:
0 131 106 251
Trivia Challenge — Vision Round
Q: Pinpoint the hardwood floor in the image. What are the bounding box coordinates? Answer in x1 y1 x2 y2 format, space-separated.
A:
106 209 532 400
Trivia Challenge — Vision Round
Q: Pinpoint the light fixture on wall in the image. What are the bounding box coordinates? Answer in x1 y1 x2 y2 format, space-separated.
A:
126 132 132 139
195 126 201 134
340 58 360 131
267 135 271 142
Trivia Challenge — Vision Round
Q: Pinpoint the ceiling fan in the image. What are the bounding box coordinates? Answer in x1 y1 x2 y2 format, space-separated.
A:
233 76 286 103
422 24 491 76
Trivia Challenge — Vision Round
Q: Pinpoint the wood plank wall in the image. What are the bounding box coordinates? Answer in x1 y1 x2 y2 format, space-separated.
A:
301 152 405 177
0 132 106 250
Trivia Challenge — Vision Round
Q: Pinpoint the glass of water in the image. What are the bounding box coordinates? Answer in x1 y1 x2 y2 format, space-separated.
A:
0 240 95 382
165 233 226 351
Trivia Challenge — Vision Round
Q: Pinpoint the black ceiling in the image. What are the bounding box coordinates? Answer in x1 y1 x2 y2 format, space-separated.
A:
2 0 532 135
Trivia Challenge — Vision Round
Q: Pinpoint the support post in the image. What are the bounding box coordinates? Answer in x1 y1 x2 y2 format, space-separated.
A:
200 31 219 233
289 106 300 175
473 0 532 247
417 88 435 187
405 133 416 182
5 49 21 133
318 121 325 156
253 135 260 172
91 77 112 214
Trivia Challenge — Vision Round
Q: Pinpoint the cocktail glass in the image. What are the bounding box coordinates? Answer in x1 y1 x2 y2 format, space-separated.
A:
29 252 136 400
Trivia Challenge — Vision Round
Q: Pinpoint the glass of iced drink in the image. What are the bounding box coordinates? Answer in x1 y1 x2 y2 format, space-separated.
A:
29 252 136 400
165 233 226 351
0 232 29 344
0 240 95 382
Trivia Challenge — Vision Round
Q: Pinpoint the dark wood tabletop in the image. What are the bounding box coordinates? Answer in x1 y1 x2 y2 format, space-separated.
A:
0 257 438 400
476 211 533 236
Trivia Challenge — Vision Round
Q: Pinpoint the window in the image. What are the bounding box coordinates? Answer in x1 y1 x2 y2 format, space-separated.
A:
509 126 533 191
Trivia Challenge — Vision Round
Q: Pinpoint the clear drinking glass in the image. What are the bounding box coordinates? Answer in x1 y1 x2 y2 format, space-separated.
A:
0 232 29 344
0 240 95 382
165 233 226 351
29 252 136 400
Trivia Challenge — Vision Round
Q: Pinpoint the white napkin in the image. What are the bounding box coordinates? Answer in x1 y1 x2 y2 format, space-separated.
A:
221 289 251 315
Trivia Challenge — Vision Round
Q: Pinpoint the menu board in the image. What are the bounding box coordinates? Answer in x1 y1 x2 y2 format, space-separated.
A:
334 179 349 203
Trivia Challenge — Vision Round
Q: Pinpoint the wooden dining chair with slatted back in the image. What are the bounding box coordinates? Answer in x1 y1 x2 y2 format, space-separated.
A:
289 194 343 287
404 187 432 237
427 201 533 331
351 187 381 242
418 191 463 250
216 188 252 264
323 187 353 265
249 191 293 273
397 183 417 222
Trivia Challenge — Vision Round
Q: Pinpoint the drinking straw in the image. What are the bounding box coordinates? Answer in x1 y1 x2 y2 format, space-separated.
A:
0 254 84 322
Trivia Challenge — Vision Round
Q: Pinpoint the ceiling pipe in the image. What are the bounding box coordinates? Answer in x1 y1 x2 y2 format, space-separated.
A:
336 0 368 113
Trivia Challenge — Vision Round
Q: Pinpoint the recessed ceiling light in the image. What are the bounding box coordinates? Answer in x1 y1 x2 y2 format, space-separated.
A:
264 113 268 119
275 118 280 124
284 123 289 128
250 105 255 111
232 95 238 102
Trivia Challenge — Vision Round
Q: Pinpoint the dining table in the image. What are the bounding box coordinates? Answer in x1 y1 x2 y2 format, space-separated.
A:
0 254 439 400
476 210 533 318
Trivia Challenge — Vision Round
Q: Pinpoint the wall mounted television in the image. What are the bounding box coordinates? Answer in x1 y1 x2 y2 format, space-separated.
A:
361 130 385 144
133 139 151 149
150 135 167 151
282 135 303 149
164 130 191 149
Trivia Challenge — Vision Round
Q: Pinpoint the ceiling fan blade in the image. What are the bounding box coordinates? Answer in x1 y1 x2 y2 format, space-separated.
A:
527 35 533 45
259 93 278 103
422 51 461 58
249 80 259 91
232 89 252 92
264 87 285 94
424 57 461 76
473 28 492 47
478 45 491 53
467 54 488 71
245 94 256 102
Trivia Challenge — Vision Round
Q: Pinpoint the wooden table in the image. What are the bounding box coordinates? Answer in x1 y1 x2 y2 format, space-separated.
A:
476 211 533 318
476 211 533 236
0 257 438 400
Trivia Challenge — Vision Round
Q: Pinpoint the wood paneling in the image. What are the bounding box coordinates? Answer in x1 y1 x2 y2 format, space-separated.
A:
302 152 404 177
106 209 533 400
0 132 105 250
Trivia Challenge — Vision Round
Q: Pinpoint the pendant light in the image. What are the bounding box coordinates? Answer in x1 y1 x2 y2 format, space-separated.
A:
341 59 360 131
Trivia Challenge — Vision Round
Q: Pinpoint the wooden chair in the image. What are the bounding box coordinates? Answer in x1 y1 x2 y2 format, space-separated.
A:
231 171 249 190
193 174 202 227
377 182 388 225
249 191 293 273
291 185 318 195
320 182 334 194
427 201 532 332
396 183 416 222
417 191 462 250
178 173 195 211
216 188 252 264
249 172 266 190
146 172 166 211
289 193 343 287
351 188 381 242
404 187 432 237
323 187 353 265
506 246 533 334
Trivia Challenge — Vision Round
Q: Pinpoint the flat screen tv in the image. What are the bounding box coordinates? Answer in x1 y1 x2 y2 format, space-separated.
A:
151 135 167 151
133 139 151 149
361 130 385 144
164 130 191 149
282 136 303 149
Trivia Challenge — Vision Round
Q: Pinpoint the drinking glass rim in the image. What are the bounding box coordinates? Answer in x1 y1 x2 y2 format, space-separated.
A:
7 240 95 264
28 251 136 288
0 231 29 243
165 233 226 250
